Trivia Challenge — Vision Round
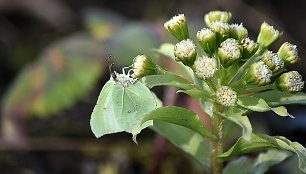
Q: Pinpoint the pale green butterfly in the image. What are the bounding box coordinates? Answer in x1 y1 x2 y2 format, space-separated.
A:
90 57 157 142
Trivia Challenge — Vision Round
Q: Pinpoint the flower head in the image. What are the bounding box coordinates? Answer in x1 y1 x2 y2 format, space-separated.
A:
216 86 237 106
241 37 259 59
218 38 242 66
229 23 248 42
262 51 284 72
210 21 230 40
257 22 282 48
174 39 197 66
192 56 217 80
244 61 272 85
204 11 232 27
277 42 299 65
132 54 159 78
276 71 304 93
164 14 189 41
197 28 216 55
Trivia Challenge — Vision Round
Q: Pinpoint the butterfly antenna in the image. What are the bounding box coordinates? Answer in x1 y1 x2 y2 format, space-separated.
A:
108 55 117 80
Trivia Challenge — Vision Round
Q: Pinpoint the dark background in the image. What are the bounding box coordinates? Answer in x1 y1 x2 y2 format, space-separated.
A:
0 0 306 173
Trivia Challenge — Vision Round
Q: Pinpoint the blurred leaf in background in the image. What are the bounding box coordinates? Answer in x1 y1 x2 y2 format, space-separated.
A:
1 33 105 117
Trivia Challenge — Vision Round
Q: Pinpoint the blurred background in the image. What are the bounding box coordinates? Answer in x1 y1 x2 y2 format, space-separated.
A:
0 0 306 173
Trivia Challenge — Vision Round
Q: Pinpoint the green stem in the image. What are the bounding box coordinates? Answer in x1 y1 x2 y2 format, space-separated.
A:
211 103 224 174
227 47 266 85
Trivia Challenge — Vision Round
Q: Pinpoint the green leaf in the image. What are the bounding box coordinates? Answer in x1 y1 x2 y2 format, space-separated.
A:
142 106 213 139
143 74 196 90
177 89 212 100
152 120 210 169
251 150 291 174
224 156 253 174
152 43 175 59
199 99 214 117
224 150 291 174
220 133 306 173
218 108 252 141
90 80 157 142
255 90 306 106
237 96 293 118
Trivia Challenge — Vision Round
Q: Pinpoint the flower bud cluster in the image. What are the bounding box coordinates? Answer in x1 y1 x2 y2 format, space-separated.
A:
162 11 303 107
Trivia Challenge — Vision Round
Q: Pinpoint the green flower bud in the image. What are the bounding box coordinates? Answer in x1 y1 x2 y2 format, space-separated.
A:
192 55 217 80
164 14 189 41
229 23 248 42
197 28 217 55
204 11 232 27
132 54 159 78
277 42 299 65
276 71 304 93
262 51 284 72
218 38 242 67
174 39 197 66
244 61 272 85
257 22 282 48
210 21 230 45
241 37 259 58
216 86 237 106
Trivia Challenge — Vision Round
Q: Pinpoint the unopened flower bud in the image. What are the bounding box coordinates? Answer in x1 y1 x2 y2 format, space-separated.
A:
262 51 284 72
257 22 282 48
132 54 159 78
277 42 299 65
174 39 197 66
218 38 242 67
164 14 189 41
241 37 259 59
204 11 232 27
244 61 272 85
197 28 216 55
216 86 237 106
230 23 248 42
276 71 304 93
192 56 217 80
210 21 230 44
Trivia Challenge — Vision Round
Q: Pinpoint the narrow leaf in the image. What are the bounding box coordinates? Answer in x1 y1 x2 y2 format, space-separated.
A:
237 96 293 118
224 156 253 174
218 109 252 141
220 133 306 173
142 106 213 139
143 74 196 90
152 120 210 169
252 150 292 174
255 90 306 106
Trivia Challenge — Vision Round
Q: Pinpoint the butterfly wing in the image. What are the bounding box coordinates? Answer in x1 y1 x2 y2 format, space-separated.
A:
90 80 157 141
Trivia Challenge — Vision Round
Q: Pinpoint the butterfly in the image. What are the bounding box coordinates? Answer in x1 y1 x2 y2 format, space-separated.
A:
90 56 157 142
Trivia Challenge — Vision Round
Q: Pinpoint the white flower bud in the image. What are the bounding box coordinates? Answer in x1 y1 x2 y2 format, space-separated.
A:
192 56 217 80
197 28 217 55
174 39 197 66
262 51 284 72
244 61 272 85
164 14 189 41
277 42 299 65
229 23 248 42
204 11 232 27
257 22 282 48
276 71 304 93
218 38 242 66
216 86 237 106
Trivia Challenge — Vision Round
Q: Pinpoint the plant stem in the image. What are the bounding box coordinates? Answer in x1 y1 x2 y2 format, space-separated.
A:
210 103 224 174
